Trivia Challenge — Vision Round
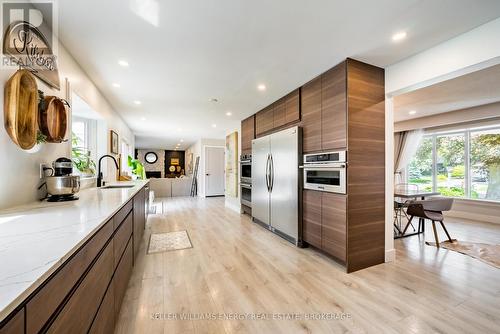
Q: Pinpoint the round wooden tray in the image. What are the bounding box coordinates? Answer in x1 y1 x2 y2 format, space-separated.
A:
4 69 39 150
39 96 67 143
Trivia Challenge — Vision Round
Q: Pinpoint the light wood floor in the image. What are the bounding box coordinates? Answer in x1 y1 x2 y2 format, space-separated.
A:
115 197 500 334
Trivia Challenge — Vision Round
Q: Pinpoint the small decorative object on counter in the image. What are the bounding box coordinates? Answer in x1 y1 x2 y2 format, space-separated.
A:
4 69 39 150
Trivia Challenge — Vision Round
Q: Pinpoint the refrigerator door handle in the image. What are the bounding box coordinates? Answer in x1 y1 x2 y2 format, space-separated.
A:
265 153 270 191
270 154 274 192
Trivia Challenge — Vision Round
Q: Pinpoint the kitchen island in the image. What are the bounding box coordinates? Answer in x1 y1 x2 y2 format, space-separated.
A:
0 180 149 333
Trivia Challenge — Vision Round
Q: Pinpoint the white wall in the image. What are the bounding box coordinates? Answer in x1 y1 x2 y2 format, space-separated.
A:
0 42 133 209
186 138 225 197
385 18 500 237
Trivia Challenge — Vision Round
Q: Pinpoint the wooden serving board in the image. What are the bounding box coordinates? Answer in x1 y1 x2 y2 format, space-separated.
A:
4 69 39 149
39 95 67 143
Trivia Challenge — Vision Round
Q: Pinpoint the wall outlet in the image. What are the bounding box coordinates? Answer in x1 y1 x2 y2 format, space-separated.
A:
39 163 51 179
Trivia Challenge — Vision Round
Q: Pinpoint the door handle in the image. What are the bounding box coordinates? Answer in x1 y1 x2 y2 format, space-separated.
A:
206 173 210 176
265 154 270 191
269 154 274 192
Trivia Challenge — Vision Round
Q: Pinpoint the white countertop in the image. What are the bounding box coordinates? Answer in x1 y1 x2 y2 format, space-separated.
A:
0 180 149 322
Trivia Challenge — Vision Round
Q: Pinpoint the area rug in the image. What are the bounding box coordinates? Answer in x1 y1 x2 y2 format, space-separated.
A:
427 240 500 269
147 230 192 254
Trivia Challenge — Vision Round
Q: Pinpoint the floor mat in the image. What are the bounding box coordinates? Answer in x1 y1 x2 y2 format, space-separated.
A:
427 240 500 269
147 230 193 254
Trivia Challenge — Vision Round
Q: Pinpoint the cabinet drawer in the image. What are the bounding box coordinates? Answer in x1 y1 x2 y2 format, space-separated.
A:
89 282 114 334
284 89 300 124
114 239 133 318
26 221 113 334
114 212 133 270
47 240 114 334
113 200 133 230
0 309 24 334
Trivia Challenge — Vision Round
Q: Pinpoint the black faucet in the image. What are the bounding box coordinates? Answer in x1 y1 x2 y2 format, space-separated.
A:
97 155 119 187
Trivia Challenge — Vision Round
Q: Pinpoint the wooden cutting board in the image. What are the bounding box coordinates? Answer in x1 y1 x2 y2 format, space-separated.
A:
4 69 39 150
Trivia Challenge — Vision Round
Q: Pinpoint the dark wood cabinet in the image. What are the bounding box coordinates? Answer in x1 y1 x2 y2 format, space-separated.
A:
255 105 274 136
301 76 322 153
0 309 24 334
47 241 114 334
26 220 113 334
321 193 347 262
302 190 347 263
284 89 300 124
113 239 133 319
273 99 286 128
1 185 148 334
241 115 255 154
321 62 347 150
302 190 322 248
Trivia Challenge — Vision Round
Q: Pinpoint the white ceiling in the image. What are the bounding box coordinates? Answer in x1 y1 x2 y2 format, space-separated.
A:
56 0 500 149
394 63 500 122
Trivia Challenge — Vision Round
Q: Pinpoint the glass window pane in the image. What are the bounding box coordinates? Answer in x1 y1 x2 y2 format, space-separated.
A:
436 134 465 198
470 128 500 201
408 137 433 192
72 121 86 149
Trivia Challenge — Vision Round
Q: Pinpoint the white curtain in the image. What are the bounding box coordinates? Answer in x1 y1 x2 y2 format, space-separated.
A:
394 129 424 184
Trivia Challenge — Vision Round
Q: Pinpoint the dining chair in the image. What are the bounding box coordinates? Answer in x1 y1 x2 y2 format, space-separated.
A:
394 183 418 234
404 198 455 247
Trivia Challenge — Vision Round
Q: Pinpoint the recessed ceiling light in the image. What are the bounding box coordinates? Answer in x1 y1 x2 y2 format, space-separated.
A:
112 83 120 88
409 110 417 115
392 31 407 42
212 124 217 128
118 60 129 67
177 128 183 132
140 117 146 121
225 111 232 116
180 139 184 142
257 84 266 91
133 100 141 105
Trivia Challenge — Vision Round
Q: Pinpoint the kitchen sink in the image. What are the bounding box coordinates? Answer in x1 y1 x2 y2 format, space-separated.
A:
100 184 135 189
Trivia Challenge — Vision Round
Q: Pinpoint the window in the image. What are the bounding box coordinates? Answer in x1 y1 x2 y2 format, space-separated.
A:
121 139 131 173
71 116 97 177
408 124 500 202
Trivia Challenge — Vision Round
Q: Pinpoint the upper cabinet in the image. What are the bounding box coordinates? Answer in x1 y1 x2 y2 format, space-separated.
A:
301 62 347 154
254 89 300 137
241 115 255 154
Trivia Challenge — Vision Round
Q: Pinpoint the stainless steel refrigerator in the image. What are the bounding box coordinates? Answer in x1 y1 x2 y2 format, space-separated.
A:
252 126 302 245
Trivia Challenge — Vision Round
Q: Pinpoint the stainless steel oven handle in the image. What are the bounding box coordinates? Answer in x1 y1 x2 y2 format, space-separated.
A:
241 184 252 189
303 163 346 169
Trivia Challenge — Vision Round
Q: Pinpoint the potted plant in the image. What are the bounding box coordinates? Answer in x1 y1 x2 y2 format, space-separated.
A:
128 155 146 179
71 132 96 177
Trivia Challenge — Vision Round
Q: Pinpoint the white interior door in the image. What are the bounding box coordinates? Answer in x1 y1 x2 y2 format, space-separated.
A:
205 146 225 196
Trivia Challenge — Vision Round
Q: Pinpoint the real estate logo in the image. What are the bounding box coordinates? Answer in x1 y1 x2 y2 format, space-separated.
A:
1 0 59 89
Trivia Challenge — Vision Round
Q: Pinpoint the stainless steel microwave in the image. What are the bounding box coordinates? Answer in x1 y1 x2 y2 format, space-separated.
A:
303 151 347 194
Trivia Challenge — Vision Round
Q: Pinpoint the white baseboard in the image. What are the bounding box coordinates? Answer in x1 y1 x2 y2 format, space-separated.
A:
385 248 396 262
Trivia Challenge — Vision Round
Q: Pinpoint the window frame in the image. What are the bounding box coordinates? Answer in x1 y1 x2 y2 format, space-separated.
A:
406 123 500 202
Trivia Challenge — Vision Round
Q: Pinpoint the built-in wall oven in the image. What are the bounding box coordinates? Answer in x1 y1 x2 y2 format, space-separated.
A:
303 151 347 194
240 154 252 208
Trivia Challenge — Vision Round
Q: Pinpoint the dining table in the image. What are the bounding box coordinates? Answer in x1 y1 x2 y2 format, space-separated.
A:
394 190 440 239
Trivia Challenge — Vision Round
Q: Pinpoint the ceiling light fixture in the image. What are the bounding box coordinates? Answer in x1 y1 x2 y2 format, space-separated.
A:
409 110 417 115
257 84 266 91
225 111 232 116
140 117 146 121
177 128 183 132
112 83 121 88
392 31 407 42
212 124 217 128
133 100 141 105
180 139 184 142
118 60 129 67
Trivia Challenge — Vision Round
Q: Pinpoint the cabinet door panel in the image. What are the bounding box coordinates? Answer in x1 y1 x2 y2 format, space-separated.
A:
322 62 347 150
114 212 133 269
301 77 322 153
241 116 255 153
285 89 300 124
302 190 322 248
0 309 24 334
89 282 114 334
255 106 274 136
321 192 347 262
114 239 133 319
47 241 114 334
273 99 286 128
133 188 146 258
